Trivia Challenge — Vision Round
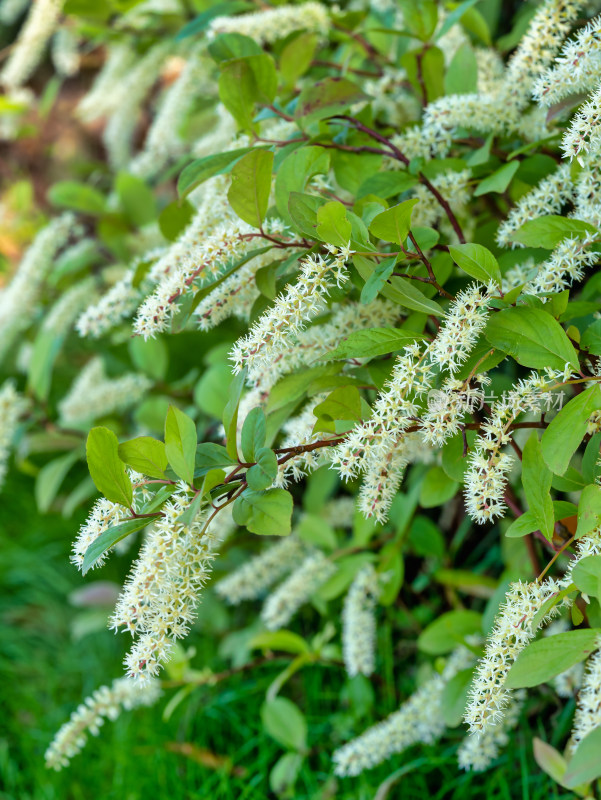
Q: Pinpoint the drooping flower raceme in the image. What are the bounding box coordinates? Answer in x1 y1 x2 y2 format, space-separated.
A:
430 284 493 375
464 580 562 733
101 41 173 170
129 47 212 178
466 524 601 740
569 639 601 751
77 42 138 122
230 245 352 378
420 376 488 448
0 380 29 490
261 551 336 631
215 535 310 605
134 222 251 339
464 369 569 524
533 15 601 107
44 677 161 770
458 692 525 772
342 564 380 677
0 213 75 365
0 0 65 88
71 472 151 571
51 26 80 78
110 490 216 681
58 358 152 427
207 1 330 45
496 164 573 248
75 248 167 339
332 645 475 776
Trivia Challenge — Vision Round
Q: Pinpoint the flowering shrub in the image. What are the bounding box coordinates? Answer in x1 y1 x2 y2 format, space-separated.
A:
6 0 601 793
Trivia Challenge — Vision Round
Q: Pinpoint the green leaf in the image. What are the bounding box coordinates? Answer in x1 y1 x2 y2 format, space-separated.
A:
377 544 404 605
485 307 579 371
572 555 601 598
522 433 554 540
581 318 601 355
178 147 254 198
128 335 168 381
419 466 459 508
398 0 438 39
202 467 226 495
444 42 478 95
233 488 293 536
505 629 600 689
474 161 519 197
297 513 338 551
542 385 601 475
576 484 601 539
359 256 396 304
319 553 376 601
165 406 197 485
195 442 237 475
315 201 351 247
28 327 64 401
223 368 246 461
287 191 326 239
269 753 303 796
118 436 168 480
250 630 310 655
241 406 266 463
385 275 444 316
280 31 318 86
35 451 79 513
511 215 598 249
82 516 156 575
261 697 307 752
441 668 475 727
357 171 418 200
435 0 480 39
115 172 157 226
295 77 368 124
48 181 105 215
564 726 601 788
176 491 204 527
408 515 445 559
158 199 195 241
354 255 442 315
322 327 423 361
219 54 277 129
194 363 233 419
505 510 538 538
228 148 274 228
461 6 491 44
369 199 419 245
266 364 341 414
417 610 482 655
533 739 570 789
448 243 501 286
275 147 330 227
86 427 133 507
313 386 362 422
207 32 262 61
246 447 278 491
441 429 476 483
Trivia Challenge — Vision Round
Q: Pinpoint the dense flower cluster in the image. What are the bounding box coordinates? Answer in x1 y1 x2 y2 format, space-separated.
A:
333 646 475 776
45 677 161 770
5 0 601 789
342 564 380 677
0 380 28 490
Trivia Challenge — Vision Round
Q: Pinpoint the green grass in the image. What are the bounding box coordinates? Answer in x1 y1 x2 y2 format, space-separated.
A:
0 473 576 800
